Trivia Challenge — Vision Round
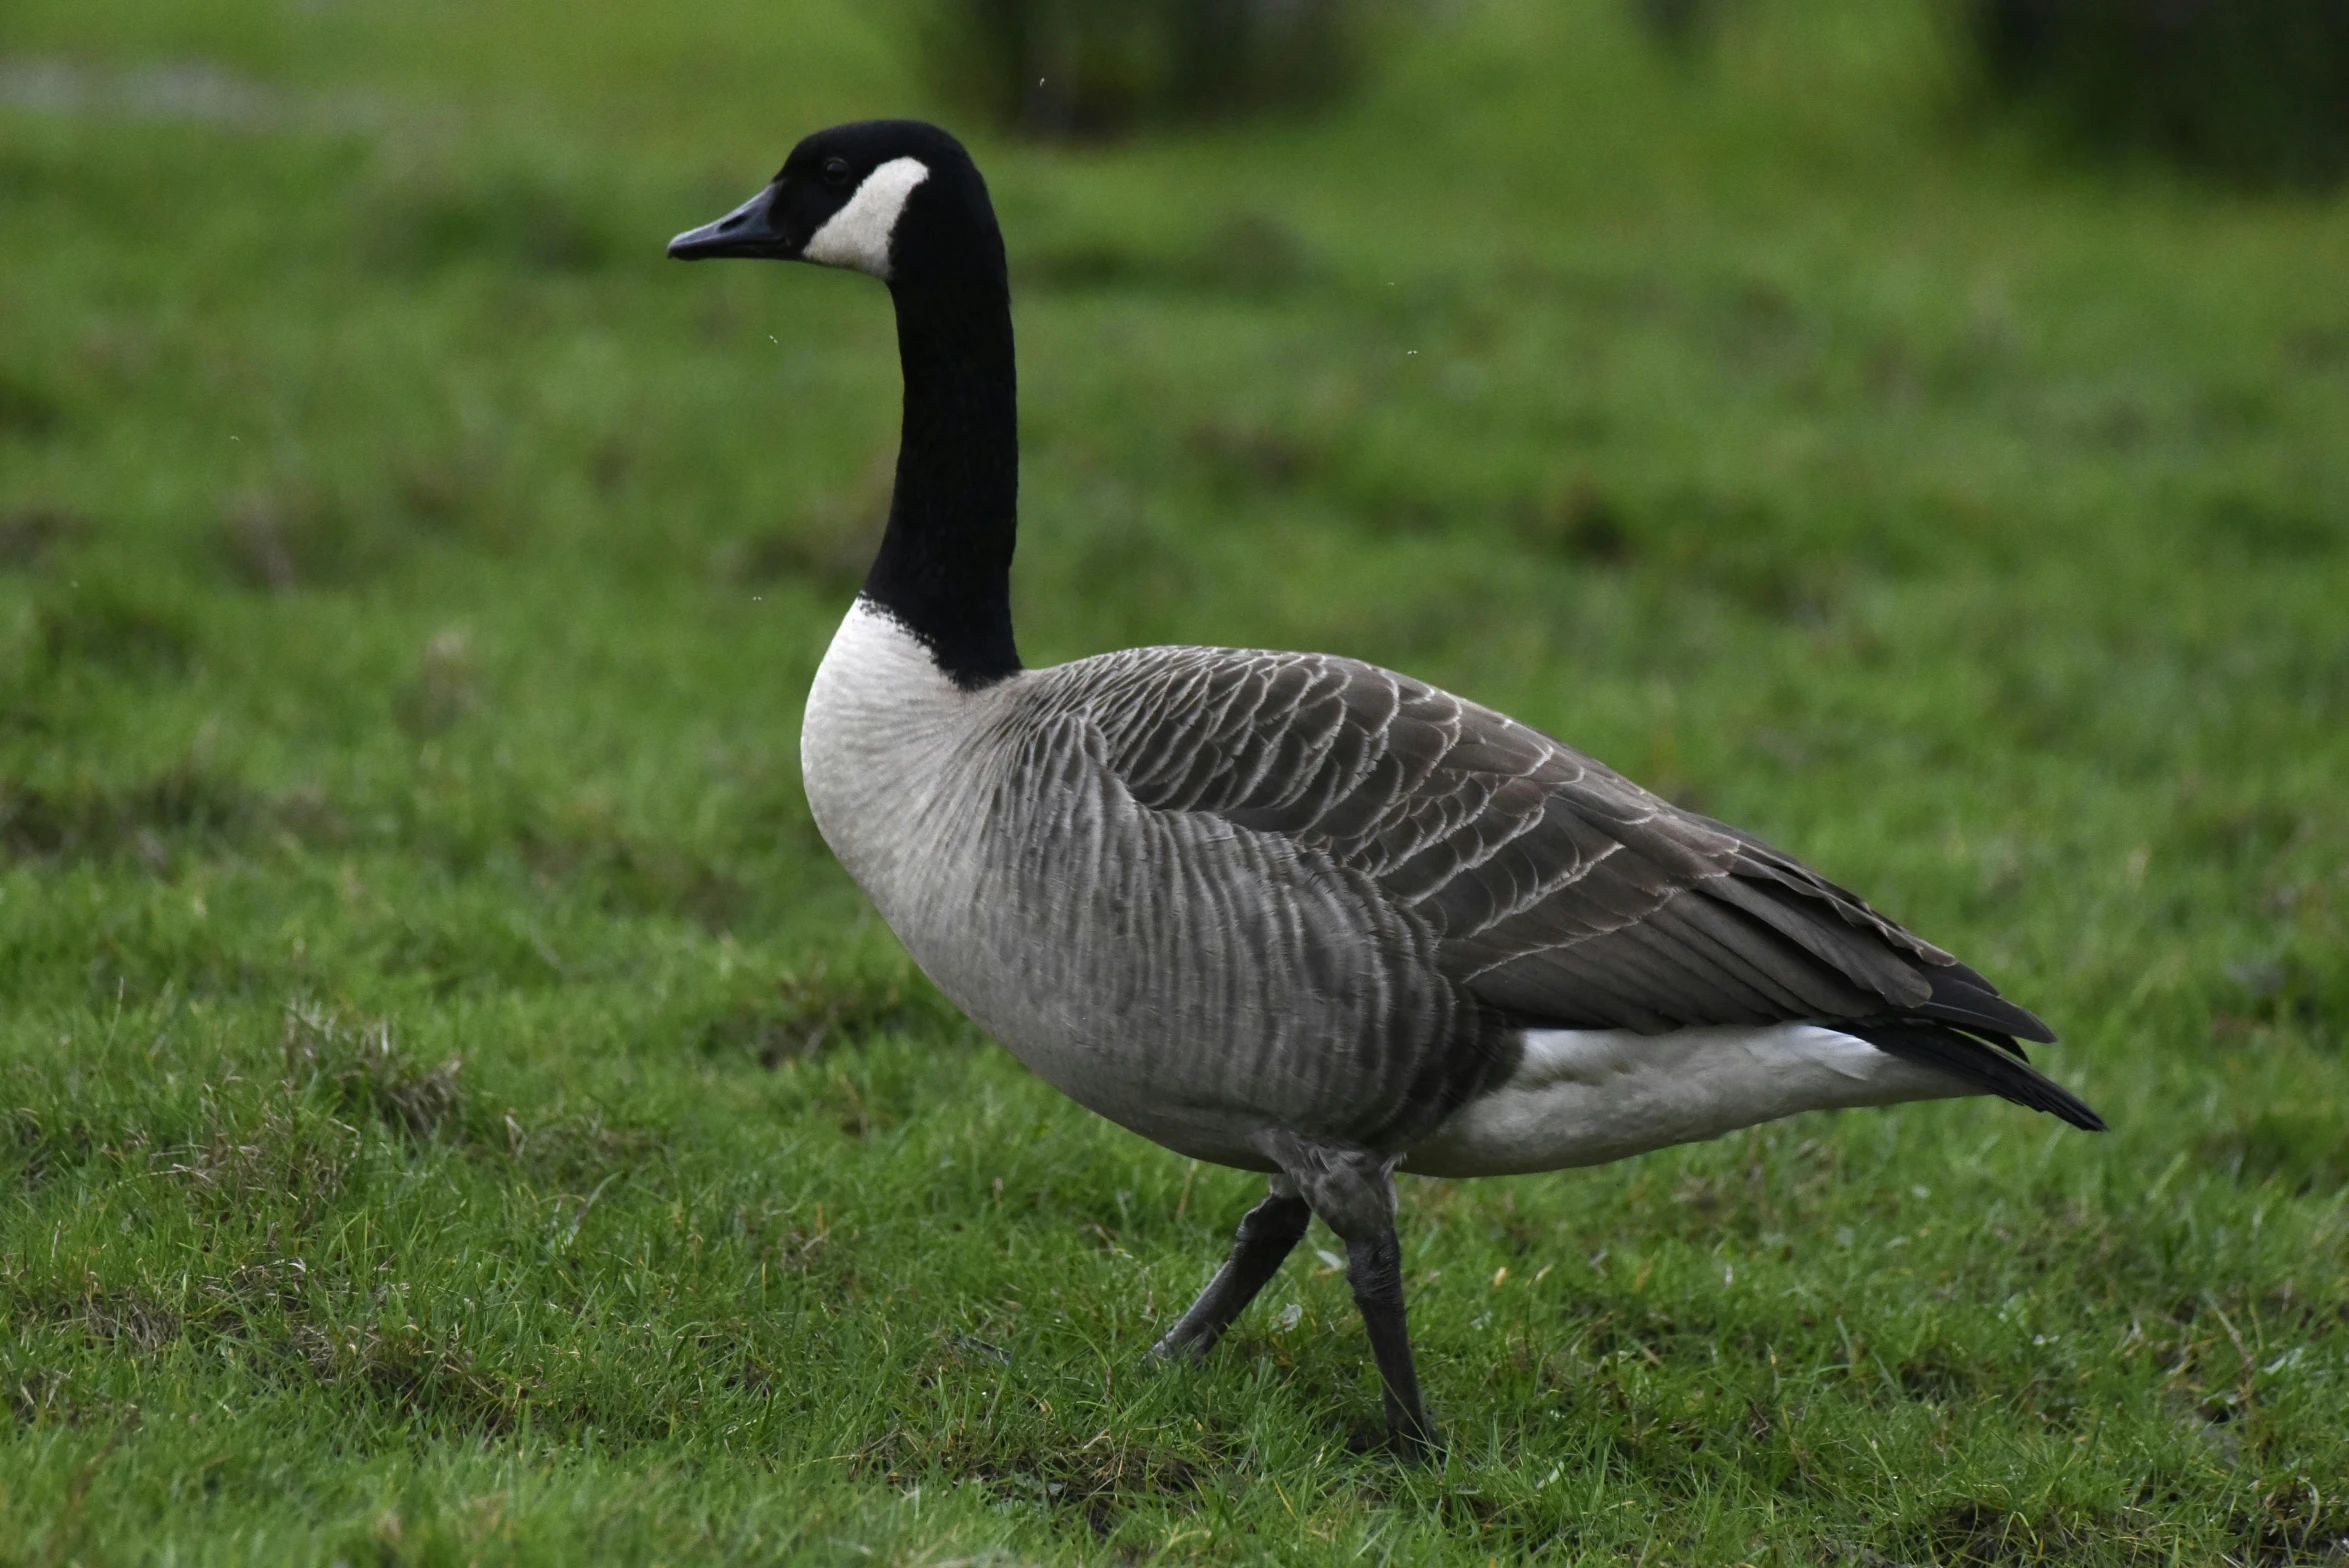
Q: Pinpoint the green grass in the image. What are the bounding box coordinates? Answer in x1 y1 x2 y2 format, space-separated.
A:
3 0 2346 1561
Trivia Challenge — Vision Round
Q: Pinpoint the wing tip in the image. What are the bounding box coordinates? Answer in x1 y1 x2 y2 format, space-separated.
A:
1857 1020 2105 1133
1923 966 2059 1045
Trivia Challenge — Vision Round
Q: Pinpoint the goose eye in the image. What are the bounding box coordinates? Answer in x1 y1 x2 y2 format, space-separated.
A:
822 158 852 187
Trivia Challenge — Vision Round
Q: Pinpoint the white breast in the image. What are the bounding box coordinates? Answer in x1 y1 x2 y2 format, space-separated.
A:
800 601 1164 1139
1403 1024 1968 1178
801 599 992 914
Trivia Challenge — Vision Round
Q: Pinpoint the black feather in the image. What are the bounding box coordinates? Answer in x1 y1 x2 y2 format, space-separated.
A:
1917 964 2058 1044
1851 1021 2105 1131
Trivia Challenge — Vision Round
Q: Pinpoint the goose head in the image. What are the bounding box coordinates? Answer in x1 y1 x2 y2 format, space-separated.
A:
667 118 1022 688
666 119 995 286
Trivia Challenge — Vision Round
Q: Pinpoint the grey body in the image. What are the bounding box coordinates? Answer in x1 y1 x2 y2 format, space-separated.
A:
806 602 1977 1179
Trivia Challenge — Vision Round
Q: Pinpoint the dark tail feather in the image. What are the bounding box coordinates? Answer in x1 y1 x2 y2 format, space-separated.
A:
1854 1021 2106 1132
1917 963 2058 1044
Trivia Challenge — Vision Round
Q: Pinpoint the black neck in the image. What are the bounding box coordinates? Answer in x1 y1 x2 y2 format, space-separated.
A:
861 236 1021 687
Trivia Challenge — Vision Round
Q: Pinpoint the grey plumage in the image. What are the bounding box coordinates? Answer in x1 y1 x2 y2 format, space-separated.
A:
809 623 2093 1169
676 120 2103 1454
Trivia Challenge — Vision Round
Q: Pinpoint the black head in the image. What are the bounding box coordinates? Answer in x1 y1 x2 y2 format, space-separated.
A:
666 120 995 285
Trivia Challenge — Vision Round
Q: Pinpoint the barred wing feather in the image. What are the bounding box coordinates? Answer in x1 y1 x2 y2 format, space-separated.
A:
1065 646 2101 1131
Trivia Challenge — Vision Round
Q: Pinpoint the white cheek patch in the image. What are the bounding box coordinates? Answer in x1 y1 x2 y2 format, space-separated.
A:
803 157 931 279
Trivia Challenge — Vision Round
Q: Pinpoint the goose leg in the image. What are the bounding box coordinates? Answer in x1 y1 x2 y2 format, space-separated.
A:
1149 1182 1311 1360
1344 1225 1439 1456
1260 1133 1442 1457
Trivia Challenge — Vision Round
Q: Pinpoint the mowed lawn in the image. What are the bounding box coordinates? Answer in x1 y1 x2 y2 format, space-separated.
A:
3 0 2347 1561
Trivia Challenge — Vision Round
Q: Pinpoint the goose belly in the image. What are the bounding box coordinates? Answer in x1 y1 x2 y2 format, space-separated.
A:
831 813 1339 1170
899 807 1443 1173
1403 1024 1970 1178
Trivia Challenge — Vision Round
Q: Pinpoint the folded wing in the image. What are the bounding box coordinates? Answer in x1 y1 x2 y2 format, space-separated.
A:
1084 646 2102 1132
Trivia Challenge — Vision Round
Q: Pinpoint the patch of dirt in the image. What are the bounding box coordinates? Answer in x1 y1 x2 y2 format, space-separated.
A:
76 1288 182 1354
282 1002 465 1143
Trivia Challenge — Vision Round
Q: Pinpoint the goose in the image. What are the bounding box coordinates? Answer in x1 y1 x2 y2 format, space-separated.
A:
668 120 2104 1455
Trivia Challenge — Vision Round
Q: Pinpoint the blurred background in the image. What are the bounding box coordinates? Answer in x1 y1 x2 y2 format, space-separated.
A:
2 0 2345 1559
5 0 2342 1083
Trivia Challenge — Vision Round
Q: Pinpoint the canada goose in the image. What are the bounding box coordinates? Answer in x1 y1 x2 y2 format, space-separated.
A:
669 120 2104 1455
